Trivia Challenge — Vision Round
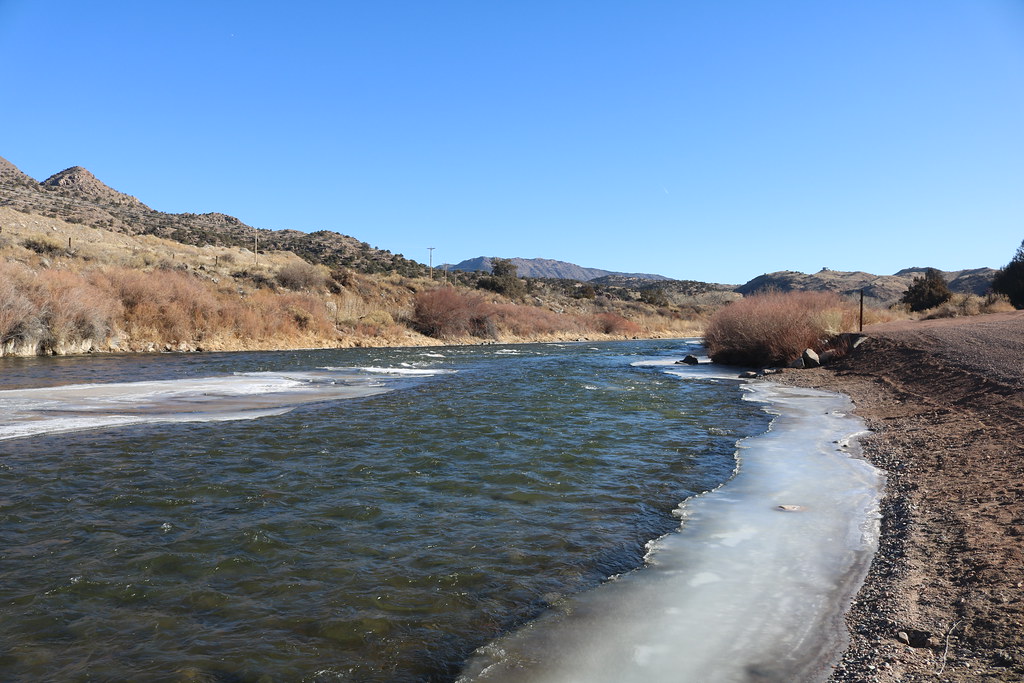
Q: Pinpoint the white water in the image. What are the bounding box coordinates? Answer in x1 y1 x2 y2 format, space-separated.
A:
0 368 452 441
460 367 884 683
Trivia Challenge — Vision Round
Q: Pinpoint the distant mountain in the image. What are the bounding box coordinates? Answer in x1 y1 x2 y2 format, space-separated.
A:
736 267 997 305
444 256 670 282
0 155 425 276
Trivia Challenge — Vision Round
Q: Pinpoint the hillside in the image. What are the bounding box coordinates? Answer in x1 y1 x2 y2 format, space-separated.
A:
0 156 425 276
736 267 997 305
445 256 670 281
0 207 703 357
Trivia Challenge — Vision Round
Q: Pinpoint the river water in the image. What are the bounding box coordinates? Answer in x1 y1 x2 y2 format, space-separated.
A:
0 340 881 681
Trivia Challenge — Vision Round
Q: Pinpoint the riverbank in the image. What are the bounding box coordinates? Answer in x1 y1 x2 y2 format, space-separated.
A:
770 311 1024 682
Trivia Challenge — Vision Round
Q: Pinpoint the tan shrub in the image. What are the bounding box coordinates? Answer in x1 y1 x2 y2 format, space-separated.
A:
0 263 39 344
704 290 859 366
412 287 488 339
591 312 641 336
276 261 327 290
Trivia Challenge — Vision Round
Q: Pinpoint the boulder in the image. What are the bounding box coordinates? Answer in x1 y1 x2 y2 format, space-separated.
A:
675 354 700 365
802 348 821 368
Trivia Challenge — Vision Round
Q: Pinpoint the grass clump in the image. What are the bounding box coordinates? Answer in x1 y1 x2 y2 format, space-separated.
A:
703 290 859 367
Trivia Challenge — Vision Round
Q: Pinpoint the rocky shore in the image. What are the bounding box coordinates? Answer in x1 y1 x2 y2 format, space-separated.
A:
771 311 1024 682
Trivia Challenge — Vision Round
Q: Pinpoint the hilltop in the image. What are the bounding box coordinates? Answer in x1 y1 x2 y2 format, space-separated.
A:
0 156 425 276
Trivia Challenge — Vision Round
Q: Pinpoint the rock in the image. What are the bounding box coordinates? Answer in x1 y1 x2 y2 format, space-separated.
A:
675 354 699 365
789 356 805 369
802 348 821 368
839 332 868 349
740 371 758 379
897 629 934 648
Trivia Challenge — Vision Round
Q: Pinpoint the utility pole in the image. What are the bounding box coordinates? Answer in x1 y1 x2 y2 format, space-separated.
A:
254 229 259 267
428 247 435 279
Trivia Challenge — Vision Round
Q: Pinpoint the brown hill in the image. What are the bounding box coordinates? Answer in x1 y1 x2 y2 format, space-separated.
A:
737 267 996 305
41 165 150 210
0 155 425 276
0 155 35 186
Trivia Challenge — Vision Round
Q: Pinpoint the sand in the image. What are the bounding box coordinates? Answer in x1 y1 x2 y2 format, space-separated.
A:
770 311 1024 682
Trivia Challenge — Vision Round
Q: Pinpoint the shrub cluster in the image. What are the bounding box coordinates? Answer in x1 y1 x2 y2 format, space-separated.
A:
703 290 859 367
411 286 641 341
0 262 119 352
276 261 326 290
0 262 340 354
922 293 1015 319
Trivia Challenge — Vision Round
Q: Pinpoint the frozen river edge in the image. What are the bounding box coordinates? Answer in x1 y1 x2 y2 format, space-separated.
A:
459 372 885 683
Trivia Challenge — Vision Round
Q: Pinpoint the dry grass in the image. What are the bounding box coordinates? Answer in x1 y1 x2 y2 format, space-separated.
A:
921 293 1015 319
703 290 864 366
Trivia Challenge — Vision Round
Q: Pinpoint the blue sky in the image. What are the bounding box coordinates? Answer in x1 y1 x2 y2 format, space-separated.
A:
2 1 1022 283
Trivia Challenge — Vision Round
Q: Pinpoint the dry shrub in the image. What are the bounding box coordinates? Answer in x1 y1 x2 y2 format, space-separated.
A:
412 287 491 339
982 292 1016 314
92 267 221 342
923 292 1016 319
704 290 859 366
276 261 326 290
487 303 581 337
227 290 336 341
0 262 120 351
592 312 641 336
413 287 600 340
40 269 120 344
0 263 40 345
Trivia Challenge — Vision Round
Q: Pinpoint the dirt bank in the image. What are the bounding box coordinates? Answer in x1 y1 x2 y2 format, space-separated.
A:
772 311 1024 681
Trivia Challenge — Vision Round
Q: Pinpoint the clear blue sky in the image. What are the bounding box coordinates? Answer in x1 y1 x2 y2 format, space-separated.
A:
2 1 1022 283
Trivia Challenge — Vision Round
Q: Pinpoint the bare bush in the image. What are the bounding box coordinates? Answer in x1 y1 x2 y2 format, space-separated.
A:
41 270 120 345
276 261 326 290
0 264 40 345
592 312 641 336
412 287 489 339
923 292 1017 319
704 290 859 366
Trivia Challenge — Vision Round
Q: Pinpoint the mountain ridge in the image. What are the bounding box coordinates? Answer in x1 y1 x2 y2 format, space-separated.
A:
443 256 670 282
737 267 997 304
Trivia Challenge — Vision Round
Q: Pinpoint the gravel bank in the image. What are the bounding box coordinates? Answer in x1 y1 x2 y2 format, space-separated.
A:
770 311 1024 682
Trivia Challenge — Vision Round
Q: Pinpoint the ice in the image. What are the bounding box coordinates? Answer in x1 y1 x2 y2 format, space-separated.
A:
459 380 883 683
0 367 450 441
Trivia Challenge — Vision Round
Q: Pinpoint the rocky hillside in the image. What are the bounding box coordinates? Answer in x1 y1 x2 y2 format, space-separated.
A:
445 256 670 281
0 155 425 276
737 268 997 305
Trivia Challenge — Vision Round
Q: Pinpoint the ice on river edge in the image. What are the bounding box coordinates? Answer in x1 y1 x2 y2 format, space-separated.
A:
459 368 884 683
0 368 454 441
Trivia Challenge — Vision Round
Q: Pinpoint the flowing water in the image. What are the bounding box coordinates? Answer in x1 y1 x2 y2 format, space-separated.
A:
0 340 802 682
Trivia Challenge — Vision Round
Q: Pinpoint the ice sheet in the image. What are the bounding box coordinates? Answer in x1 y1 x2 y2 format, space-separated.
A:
459 378 883 683
0 367 451 441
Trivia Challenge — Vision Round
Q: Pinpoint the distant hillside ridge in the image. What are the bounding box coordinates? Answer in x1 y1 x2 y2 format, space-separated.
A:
445 256 670 282
737 267 997 305
0 154 425 276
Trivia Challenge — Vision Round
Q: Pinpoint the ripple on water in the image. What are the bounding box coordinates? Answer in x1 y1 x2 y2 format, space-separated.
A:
0 340 762 681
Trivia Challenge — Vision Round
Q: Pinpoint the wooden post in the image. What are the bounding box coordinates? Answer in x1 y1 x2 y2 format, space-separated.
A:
859 289 865 332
